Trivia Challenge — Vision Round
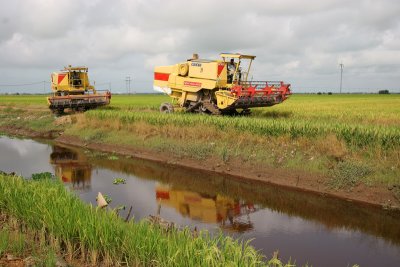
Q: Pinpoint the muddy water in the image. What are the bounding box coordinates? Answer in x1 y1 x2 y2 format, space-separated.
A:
1 136 399 266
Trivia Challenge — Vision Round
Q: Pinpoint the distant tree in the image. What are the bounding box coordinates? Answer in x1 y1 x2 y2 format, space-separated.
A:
378 90 389 94
317 92 322 95
328 92 333 95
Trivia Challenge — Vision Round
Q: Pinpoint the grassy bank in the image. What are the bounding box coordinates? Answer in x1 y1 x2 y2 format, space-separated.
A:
65 94 400 189
0 217 60 266
1 94 400 194
0 173 289 266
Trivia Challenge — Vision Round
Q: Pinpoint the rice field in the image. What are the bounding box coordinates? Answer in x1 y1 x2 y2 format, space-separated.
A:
87 109 397 149
75 94 400 150
2 93 400 128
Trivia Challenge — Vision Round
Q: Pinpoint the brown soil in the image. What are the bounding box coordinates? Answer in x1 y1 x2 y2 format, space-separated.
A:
0 125 61 139
1 125 399 209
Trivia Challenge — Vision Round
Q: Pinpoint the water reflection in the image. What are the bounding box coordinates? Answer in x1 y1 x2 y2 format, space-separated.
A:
50 145 91 191
49 145 257 233
37 141 400 266
87 153 400 246
156 183 256 233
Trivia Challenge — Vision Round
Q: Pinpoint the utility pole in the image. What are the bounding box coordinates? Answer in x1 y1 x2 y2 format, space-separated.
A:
339 63 344 94
125 76 131 94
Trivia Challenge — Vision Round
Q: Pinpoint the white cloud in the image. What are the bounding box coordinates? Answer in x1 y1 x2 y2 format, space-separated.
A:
0 0 399 93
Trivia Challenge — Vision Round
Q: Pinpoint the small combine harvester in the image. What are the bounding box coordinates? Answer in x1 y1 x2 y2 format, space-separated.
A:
153 53 291 115
47 66 111 114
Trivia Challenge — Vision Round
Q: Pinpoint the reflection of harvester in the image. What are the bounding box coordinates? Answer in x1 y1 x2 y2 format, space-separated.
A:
50 145 91 191
154 53 291 115
47 66 111 114
156 184 256 233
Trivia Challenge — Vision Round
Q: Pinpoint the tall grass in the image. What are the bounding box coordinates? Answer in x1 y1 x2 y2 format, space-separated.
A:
0 173 287 266
85 109 400 149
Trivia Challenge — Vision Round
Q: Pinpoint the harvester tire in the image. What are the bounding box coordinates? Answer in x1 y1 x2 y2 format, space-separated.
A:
160 103 174 113
56 108 64 115
240 108 252 116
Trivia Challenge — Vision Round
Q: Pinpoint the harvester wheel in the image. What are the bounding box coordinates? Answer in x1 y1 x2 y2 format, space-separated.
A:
240 108 252 116
57 108 64 115
199 104 209 114
160 103 174 113
221 109 238 116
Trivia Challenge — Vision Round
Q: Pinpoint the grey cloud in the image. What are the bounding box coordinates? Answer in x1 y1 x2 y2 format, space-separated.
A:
0 0 399 93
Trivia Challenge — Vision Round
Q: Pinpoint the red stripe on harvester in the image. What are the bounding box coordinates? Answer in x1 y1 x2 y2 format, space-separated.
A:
156 191 170 200
217 63 225 76
154 72 170 81
58 74 66 84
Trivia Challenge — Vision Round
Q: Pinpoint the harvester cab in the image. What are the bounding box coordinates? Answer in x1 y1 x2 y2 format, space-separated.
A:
47 66 111 114
220 53 255 86
154 53 291 115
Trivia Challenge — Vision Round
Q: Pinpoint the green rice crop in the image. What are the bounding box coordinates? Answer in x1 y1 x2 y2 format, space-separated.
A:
0 95 46 106
85 107 400 149
2 93 399 126
0 173 283 266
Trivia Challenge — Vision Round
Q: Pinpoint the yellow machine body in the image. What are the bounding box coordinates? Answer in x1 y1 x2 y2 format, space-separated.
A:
50 66 95 93
47 66 111 114
50 145 91 191
156 184 255 232
154 53 291 115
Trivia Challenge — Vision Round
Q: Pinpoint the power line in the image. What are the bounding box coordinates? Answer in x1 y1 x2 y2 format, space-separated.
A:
0 81 49 87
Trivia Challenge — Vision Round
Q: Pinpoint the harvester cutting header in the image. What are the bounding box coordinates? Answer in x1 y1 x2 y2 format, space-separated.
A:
154 53 291 115
47 66 111 114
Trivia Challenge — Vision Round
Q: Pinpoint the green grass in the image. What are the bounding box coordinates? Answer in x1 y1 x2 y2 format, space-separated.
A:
85 107 400 149
328 161 372 189
254 94 400 127
109 93 170 109
0 223 59 266
0 95 47 106
2 93 399 127
74 94 400 150
0 173 292 266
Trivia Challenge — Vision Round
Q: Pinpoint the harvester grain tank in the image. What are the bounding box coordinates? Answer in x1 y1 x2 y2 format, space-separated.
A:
153 53 291 115
47 66 111 114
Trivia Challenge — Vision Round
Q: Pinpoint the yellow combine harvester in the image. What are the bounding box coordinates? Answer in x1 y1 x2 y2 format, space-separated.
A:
156 184 256 233
153 53 291 115
47 66 111 114
50 145 91 191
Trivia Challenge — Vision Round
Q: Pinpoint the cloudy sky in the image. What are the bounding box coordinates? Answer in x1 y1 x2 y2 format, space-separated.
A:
0 0 399 93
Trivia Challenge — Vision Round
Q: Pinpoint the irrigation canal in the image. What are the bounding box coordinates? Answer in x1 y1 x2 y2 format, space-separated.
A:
0 135 399 266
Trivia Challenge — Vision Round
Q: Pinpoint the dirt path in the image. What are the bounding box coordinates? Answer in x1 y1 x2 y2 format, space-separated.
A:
1 124 399 209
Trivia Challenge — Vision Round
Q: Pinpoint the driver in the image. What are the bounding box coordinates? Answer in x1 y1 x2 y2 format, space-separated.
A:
227 59 236 83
